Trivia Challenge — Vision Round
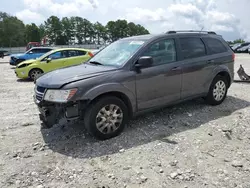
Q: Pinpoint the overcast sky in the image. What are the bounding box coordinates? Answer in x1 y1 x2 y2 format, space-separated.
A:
1 0 249 41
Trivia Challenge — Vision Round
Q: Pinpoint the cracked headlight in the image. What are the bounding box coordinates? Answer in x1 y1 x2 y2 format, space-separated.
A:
44 88 78 103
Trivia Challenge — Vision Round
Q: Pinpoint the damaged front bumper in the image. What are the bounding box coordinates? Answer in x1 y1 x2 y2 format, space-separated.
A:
34 97 85 128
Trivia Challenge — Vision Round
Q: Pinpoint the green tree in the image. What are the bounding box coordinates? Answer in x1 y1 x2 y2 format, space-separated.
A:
73 16 85 44
0 11 150 47
25 23 41 43
82 18 93 44
233 39 245 44
105 20 149 42
39 24 46 39
61 17 74 45
135 24 150 35
0 12 26 47
106 21 118 42
44 16 63 45
93 22 106 44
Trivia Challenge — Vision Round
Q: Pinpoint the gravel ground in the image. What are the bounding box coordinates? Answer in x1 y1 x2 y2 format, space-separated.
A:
0 54 250 188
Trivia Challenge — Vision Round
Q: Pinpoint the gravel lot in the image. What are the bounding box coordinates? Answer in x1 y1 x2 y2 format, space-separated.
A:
1 54 250 188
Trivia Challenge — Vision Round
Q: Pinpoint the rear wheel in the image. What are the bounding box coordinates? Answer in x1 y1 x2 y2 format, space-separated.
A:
84 96 128 140
205 75 228 105
29 68 43 81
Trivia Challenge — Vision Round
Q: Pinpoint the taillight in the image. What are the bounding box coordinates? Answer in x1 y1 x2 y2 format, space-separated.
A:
232 53 235 61
88 52 94 57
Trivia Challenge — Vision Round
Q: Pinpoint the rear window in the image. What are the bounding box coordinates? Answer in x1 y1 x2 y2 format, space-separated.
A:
203 38 227 54
179 37 206 59
30 48 52 53
77 50 87 55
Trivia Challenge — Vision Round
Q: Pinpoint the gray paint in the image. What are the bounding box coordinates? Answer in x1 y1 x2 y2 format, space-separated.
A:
35 32 234 116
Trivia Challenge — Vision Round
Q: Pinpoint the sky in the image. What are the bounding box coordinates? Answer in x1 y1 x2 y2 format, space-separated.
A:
1 0 249 41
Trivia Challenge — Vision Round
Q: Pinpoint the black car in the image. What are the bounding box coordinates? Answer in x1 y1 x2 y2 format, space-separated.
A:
34 30 234 140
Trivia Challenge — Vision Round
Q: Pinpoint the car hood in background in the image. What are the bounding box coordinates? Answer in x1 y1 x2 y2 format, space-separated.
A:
11 53 25 58
36 63 117 88
16 59 37 68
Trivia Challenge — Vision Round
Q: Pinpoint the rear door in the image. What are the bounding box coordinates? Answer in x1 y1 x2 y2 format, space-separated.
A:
178 37 212 99
63 50 89 67
202 36 233 83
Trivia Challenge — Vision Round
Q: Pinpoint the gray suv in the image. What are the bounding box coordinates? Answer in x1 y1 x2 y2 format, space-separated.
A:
34 30 235 140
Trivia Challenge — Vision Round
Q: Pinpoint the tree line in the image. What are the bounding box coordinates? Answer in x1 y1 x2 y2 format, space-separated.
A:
0 12 150 47
227 39 246 45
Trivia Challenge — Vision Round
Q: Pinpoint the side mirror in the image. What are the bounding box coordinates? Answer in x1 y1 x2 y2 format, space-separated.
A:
46 57 52 63
135 56 153 69
29 51 33 54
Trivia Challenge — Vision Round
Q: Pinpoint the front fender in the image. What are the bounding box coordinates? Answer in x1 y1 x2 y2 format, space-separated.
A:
80 83 136 113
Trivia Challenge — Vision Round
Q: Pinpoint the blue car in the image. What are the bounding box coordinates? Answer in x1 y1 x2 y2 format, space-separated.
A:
9 47 53 66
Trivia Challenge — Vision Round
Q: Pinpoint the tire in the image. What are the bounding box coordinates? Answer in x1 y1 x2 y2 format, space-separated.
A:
84 96 128 140
29 68 43 81
205 75 228 106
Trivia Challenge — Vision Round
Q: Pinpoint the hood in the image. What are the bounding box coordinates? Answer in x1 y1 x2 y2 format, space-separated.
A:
36 63 117 88
11 53 25 57
16 59 37 68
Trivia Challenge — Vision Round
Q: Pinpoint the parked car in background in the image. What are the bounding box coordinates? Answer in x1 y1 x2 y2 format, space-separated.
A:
231 43 242 51
15 48 94 80
233 42 250 52
236 44 250 53
33 30 235 140
10 47 54 66
0 50 9 58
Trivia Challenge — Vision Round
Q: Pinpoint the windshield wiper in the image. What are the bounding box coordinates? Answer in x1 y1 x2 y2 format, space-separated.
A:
88 61 103 65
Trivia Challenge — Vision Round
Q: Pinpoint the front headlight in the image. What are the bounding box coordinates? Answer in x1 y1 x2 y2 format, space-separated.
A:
17 63 28 68
44 88 78 103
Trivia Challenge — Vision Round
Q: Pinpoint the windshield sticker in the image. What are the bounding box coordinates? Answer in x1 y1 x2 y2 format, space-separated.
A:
129 41 145 45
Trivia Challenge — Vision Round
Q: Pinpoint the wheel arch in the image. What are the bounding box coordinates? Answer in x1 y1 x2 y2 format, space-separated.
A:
216 71 231 87
85 91 134 118
28 67 44 75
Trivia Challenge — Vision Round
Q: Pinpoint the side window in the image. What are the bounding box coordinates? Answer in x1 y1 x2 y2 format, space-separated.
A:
142 39 176 66
180 38 206 59
47 51 67 60
29 49 40 54
67 50 78 57
40 49 52 53
77 50 87 56
203 38 228 54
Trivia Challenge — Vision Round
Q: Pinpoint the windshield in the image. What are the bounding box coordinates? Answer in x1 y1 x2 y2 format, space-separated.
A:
88 40 145 67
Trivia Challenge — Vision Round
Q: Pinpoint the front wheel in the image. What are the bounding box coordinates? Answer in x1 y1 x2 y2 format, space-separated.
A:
84 96 128 140
205 75 228 105
29 68 43 81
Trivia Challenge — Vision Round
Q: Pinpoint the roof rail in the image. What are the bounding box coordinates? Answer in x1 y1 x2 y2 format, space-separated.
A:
166 30 217 35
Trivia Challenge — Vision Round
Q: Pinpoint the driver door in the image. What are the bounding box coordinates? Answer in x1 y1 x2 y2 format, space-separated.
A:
40 50 68 72
135 38 182 110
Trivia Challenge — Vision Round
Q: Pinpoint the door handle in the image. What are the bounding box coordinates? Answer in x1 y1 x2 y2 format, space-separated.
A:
207 60 215 63
171 66 181 71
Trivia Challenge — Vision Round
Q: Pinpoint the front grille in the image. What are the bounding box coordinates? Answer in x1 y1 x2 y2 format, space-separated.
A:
35 86 46 102
11 57 16 61
37 86 46 93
